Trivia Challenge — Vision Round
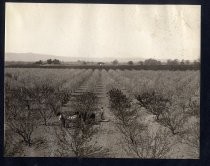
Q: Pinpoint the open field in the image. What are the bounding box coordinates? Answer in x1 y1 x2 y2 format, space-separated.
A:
4 68 200 158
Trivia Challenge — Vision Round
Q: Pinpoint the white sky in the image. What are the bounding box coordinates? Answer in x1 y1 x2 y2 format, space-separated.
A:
5 3 200 61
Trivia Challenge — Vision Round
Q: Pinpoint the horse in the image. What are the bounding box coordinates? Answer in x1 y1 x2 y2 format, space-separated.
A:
75 111 96 124
57 111 96 128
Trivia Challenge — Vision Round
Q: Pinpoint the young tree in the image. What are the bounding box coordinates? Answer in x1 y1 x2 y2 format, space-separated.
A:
186 97 200 117
46 96 62 116
5 86 37 121
35 82 70 124
158 108 187 135
108 89 131 109
32 79 69 125
72 92 98 124
8 108 38 147
55 92 109 157
5 91 20 120
136 91 170 120
145 128 173 158
180 122 199 158
57 90 71 106
55 121 109 157
30 84 55 125
12 87 34 110
108 89 172 158
122 127 172 158
135 91 156 109
4 130 24 157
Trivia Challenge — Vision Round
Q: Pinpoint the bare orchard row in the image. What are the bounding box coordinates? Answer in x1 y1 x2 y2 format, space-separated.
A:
104 69 199 158
4 68 199 158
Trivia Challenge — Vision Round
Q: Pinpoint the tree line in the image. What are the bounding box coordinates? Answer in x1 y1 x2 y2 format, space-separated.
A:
112 58 200 66
34 58 200 66
34 59 61 65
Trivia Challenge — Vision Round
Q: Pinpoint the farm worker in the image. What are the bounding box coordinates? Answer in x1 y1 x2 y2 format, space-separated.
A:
100 107 105 120
58 112 66 128
61 114 66 127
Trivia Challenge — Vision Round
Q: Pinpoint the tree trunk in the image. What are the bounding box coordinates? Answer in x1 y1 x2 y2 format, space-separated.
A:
44 119 47 126
156 114 160 120
28 140 32 147
171 128 177 135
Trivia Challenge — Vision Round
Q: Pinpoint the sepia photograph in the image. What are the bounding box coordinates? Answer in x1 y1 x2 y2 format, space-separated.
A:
4 3 200 158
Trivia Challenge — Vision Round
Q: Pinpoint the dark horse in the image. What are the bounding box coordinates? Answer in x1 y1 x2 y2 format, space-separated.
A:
57 111 96 128
75 111 96 124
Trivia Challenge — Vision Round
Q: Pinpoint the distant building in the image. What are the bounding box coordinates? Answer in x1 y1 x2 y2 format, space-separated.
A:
97 62 105 66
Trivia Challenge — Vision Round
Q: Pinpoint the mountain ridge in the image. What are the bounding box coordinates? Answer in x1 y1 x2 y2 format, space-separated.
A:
5 52 145 62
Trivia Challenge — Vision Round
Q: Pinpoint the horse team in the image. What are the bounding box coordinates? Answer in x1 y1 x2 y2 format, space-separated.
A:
57 107 105 128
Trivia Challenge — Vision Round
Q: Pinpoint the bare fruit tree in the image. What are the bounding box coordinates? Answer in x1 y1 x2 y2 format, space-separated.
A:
55 92 109 157
4 130 24 157
158 107 187 135
54 122 109 157
8 108 37 147
136 91 169 120
186 97 200 117
123 127 173 158
108 89 173 158
180 121 199 158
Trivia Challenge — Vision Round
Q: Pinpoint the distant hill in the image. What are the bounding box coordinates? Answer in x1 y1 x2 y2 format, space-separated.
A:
5 52 76 62
5 52 145 63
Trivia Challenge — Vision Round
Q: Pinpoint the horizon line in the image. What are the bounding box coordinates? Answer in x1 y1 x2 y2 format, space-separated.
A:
5 52 200 62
